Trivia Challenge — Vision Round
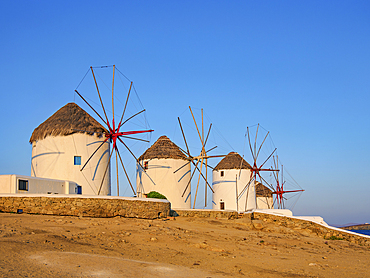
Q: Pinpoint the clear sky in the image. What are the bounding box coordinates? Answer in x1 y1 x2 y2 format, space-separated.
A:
1 1 369 225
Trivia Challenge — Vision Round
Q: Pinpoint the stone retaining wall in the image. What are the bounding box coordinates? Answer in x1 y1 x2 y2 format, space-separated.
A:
171 209 239 219
251 212 370 246
0 195 170 219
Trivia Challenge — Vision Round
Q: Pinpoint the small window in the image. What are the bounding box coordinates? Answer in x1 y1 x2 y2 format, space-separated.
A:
220 171 224 177
18 180 28 191
76 185 82 194
220 201 225 210
144 161 148 170
74 156 81 165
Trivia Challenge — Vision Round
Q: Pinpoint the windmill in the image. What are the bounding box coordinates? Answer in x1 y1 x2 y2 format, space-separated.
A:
175 106 225 208
237 124 278 210
74 65 153 196
271 155 304 209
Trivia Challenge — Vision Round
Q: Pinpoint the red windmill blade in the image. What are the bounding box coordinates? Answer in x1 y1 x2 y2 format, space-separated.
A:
271 156 304 209
238 124 278 210
75 65 153 196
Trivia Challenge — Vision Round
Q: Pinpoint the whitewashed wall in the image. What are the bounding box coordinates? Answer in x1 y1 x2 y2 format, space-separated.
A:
136 158 191 209
0 174 78 194
212 169 257 211
31 133 111 195
257 196 274 209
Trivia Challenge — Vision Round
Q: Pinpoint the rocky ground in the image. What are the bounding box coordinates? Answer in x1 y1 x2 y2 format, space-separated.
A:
0 213 369 277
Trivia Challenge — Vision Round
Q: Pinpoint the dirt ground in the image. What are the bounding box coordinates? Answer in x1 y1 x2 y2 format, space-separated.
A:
0 213 369 278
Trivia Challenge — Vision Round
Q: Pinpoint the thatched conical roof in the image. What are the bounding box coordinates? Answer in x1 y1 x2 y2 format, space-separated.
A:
214 152 251 171
256 182 273 197
138 135 187 161
30 102 107 143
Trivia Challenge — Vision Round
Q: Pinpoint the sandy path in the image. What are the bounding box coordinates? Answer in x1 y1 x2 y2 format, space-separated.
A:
0 213 369 277
28 251 221 277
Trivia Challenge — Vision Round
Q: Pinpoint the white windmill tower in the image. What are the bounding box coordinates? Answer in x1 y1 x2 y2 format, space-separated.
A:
212 152 256 211
30 102 111 195
136 135 191 209
212 152 275 211
212 124 278 212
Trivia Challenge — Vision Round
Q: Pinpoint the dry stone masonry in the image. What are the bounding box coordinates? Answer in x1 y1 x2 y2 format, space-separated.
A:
251 212 370 246
0 195 170 219
171 208 239 219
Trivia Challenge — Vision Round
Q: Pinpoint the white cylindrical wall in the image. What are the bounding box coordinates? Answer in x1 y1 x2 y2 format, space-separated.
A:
136 158 191 209
212 169 256 211
257 196 274 209
31 133 111 195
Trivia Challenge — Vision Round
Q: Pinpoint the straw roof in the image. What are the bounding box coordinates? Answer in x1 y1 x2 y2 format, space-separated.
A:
30 102 107 143
138 135 187 161
256 182 273 197
214 152 251 170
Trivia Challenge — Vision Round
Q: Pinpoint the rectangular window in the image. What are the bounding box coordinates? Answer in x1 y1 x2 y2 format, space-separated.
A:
74 156 81 165
220 201 225 210
220 171 224 177
76 185 82 194
144 161 148 170
18 180 28 191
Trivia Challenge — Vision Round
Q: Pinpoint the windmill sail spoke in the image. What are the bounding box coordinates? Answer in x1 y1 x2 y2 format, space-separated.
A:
178 117 190 155
91 67 110 126
205 157 208 207
238 178 253 199
206 145 217 153
247 127 256 162
256 131 269 160
75 90 108 126
178 146 191 156
71 128 105 135
118 81 133 127
202 161 216 171
80 138 109 171
98 148 114 195
280 189 305 194
121 135 149 143
272 166 278 180
117 137 145 171
173 161 191 174
260 148 277 168
189 106 207 154
120 109 146 128
112 65 116 129
273 155 278 170
181 159 201 197
272 197 278 208
258 175 275 191
201 109 204 146
254 123 259 161
204 123 212 147
115 149 119 196
117 148 136 195
193 158 204 208
192 160 214 193
204 155 226 159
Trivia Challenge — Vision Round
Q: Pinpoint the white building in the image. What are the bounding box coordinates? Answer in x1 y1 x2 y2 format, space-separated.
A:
136 136 191 209
212 152 274 211
0 174 79 195
29 103 111 195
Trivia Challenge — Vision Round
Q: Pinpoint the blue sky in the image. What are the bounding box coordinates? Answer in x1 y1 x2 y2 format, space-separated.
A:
1 1 369 225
